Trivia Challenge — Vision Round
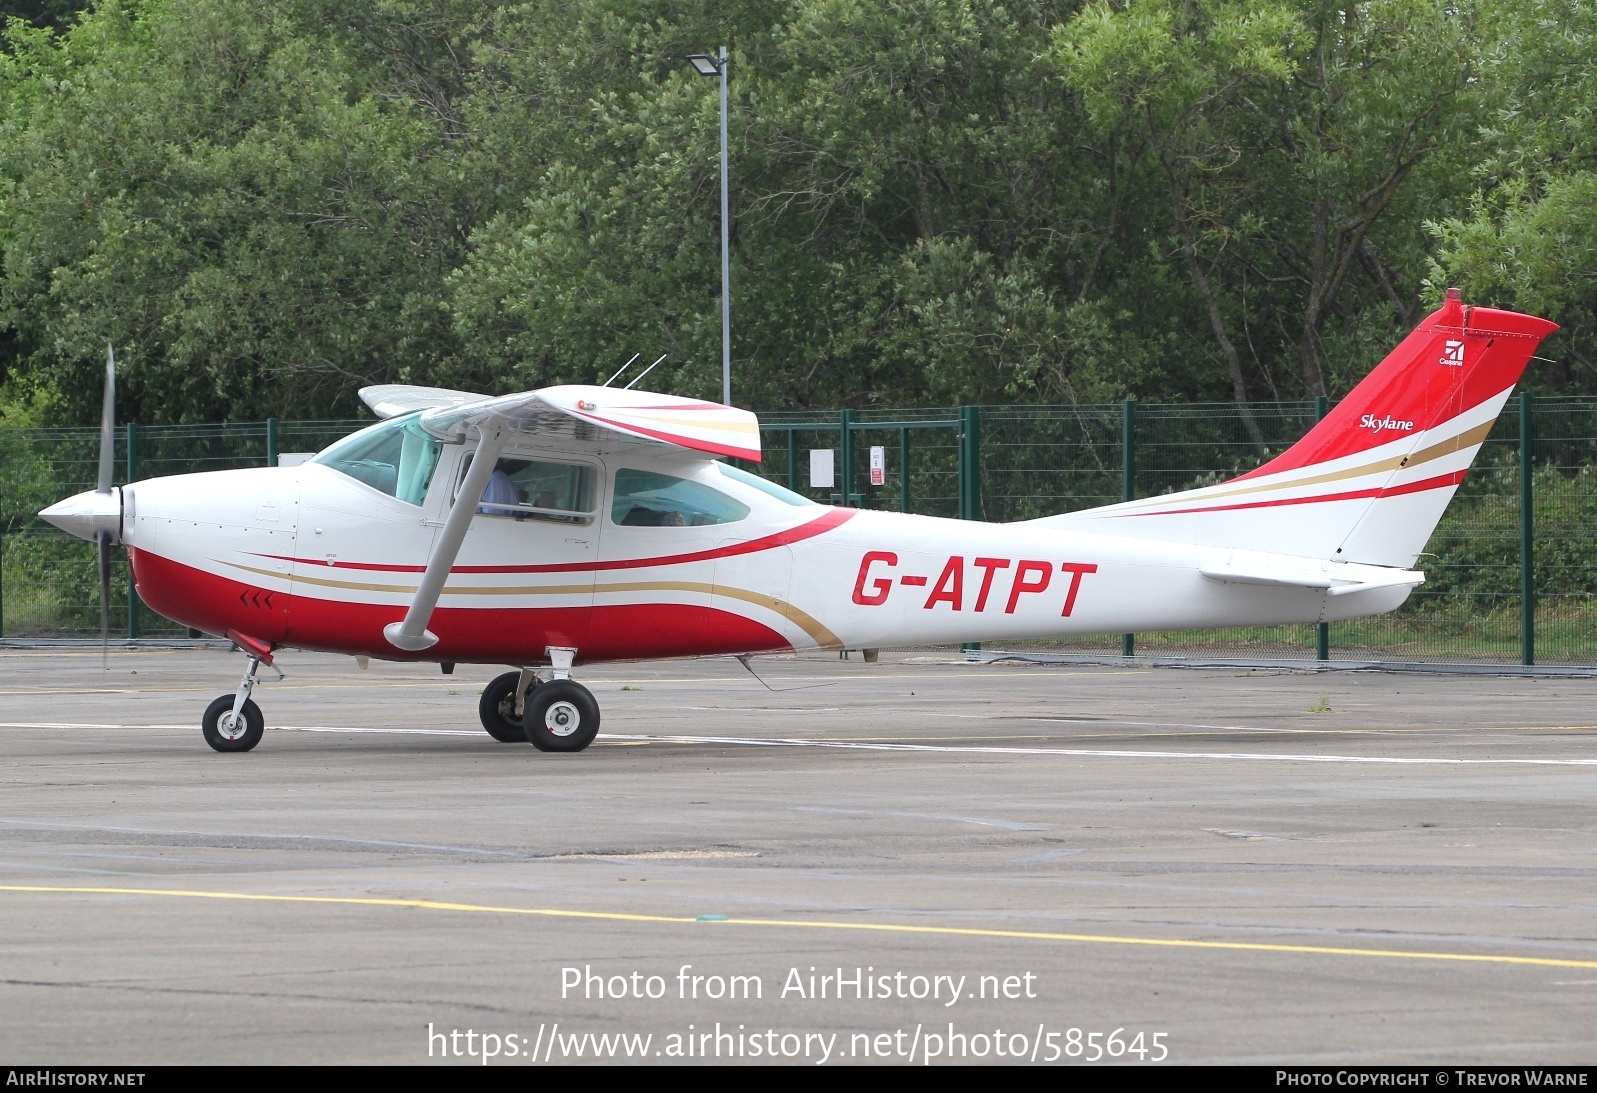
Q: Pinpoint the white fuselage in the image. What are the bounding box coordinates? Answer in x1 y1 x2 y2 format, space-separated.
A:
119 434 1409 665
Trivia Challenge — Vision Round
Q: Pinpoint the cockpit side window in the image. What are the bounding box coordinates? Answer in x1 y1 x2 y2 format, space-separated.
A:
466 455 596 525
312 414 442 506
611 469 750 527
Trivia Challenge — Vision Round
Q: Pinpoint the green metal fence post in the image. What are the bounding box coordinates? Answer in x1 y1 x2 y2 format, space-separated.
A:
899 426 911 513
125 421 142 639
1121 399 1136 658
959 406 982 654
786 428 798 493
266 416 279 469
839 409 855 506
958 406 981 520
1316 395 1330 662
0 521 5 639
1520 391 1535 666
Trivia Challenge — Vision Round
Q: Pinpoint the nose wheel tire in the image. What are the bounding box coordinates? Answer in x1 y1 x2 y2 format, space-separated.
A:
202 694 264 753
478 671 531 743
524 680 600 753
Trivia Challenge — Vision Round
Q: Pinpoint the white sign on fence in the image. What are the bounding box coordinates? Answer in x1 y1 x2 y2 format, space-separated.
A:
869 445 886 486
809 448 835 489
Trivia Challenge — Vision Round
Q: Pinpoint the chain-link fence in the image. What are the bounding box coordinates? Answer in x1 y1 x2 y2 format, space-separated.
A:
0 420 364 638
4 397 1592 665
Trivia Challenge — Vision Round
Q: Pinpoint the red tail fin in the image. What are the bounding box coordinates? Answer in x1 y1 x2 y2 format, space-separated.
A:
1237 289 1557 483
1036 291 1558 567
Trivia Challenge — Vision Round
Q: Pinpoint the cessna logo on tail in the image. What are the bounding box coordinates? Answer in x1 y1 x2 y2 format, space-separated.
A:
1441 339 1465 367
1360 414 1415 434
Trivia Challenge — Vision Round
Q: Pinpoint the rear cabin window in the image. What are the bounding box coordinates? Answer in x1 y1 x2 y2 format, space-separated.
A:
312 414 442 506
611 469 750 527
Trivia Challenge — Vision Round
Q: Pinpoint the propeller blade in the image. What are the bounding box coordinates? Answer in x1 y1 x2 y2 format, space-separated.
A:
97 344 116 495
98 529 111 670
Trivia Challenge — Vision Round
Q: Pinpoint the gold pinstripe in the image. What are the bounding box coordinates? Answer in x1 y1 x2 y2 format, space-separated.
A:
219 562 840 649
1109 419 1495 512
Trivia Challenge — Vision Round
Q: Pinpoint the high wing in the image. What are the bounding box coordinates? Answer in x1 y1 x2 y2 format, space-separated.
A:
367 383 761 653
359 384 486 419
360 383 761 463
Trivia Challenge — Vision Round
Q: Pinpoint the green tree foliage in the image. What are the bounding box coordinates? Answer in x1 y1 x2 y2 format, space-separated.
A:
0 0 495 422
1054 0 1478 422
0 0 1587 425
0 0 82 32
1430 0 1597 391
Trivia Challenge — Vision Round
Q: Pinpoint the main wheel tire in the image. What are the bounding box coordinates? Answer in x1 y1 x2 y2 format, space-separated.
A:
478 671 531 743
524 680 600 753
202 694 264 753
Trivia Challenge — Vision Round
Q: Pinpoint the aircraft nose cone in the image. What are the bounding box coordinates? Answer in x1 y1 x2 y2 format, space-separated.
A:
39 488 121 542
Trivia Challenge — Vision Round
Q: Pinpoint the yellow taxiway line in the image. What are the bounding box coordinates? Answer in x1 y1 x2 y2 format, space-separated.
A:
3 884 1595 971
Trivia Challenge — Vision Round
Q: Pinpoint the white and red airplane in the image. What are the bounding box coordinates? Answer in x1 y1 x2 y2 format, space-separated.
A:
40 290 1556 753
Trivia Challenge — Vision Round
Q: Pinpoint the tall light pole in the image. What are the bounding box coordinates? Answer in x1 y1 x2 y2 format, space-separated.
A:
686 47 731 406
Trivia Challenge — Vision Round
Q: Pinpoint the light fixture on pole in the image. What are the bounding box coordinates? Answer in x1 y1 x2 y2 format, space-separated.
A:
685 47 731 406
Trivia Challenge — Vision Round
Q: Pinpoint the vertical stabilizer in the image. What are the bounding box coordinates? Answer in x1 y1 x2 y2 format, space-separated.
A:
1031 291 1558 567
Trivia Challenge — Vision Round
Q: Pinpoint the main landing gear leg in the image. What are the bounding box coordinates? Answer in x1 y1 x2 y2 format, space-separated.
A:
523 646 599 753
202 655 266 753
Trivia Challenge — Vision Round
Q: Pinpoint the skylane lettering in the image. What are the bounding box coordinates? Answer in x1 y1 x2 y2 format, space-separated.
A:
851 553 1098 616
1359 414 1416 434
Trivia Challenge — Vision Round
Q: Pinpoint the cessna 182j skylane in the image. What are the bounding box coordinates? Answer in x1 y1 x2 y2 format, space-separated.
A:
39 290 1557 753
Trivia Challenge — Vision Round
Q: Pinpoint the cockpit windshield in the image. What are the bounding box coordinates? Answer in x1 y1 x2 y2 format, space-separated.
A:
716 461 816 507
312 414 442 506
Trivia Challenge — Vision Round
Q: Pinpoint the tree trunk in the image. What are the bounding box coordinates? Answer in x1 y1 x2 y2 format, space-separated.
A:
1164 165 1266 450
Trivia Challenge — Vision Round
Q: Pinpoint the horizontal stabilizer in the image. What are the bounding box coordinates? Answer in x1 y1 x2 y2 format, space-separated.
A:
1198 559 1424 598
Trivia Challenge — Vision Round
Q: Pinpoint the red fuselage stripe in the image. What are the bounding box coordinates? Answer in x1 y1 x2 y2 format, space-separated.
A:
130 548 794 661
251 507 856 574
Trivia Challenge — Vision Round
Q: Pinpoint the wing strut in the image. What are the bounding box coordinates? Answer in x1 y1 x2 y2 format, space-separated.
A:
383 427 507 652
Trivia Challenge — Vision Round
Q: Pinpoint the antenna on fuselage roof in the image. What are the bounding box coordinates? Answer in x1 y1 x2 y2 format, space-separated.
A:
601 353 642 388
623 354 668 391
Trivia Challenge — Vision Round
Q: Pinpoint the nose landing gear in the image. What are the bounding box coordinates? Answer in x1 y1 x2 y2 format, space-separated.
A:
203 652 272 752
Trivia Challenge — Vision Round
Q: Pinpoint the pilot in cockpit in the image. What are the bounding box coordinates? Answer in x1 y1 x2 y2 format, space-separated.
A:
477 459 528 514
